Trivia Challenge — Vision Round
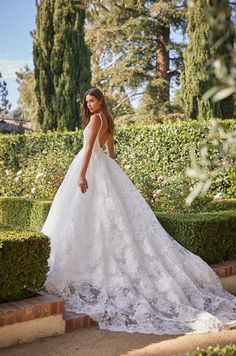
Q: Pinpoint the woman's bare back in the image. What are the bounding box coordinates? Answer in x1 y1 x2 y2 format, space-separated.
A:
97 112 114 158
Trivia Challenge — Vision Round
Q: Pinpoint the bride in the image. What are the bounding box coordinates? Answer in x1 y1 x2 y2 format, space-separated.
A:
41 87 236 335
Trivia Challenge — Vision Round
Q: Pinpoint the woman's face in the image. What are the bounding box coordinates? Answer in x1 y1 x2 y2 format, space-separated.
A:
86 95 102 114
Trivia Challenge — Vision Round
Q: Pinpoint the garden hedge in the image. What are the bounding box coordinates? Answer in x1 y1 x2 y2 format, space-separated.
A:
1 197 235 265
0 228 50 301
0 196 51 231
0 120 236 209
0 198 51 301
157 210 236 264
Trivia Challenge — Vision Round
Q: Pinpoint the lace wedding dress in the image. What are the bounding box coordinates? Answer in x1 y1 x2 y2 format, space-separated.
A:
41 115 236 335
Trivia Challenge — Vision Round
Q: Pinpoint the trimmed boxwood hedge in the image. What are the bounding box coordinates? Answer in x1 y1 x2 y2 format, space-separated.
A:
1 196 235 265
0 196 51 231
157 210 236 264
0 198 51 302
0 228 50 302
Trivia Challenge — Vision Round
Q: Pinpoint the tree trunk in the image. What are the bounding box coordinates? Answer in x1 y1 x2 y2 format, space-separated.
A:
156 25 170 102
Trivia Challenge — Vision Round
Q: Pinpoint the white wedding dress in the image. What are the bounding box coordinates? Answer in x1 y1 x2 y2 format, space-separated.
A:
41 115 236 335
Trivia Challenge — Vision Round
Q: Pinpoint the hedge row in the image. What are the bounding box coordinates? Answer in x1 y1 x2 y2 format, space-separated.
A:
1 120 236 211
1 197 235 265
0 227 50 301
1 120 236 175
0 129 83 171
0 196 51 231
157 210 236 264
0 197 51 301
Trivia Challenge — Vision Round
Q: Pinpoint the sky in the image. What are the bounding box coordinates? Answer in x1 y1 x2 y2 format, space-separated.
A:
0 0 36 110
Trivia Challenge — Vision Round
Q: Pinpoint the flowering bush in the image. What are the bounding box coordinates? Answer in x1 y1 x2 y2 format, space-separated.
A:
1 120 236 212
0 150 74 200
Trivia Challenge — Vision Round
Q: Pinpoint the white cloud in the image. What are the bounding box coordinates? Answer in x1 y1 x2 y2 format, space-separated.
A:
0 58 33 79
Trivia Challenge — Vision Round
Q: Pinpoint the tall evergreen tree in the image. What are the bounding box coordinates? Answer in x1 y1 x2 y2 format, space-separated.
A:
180 0 235 120
33 0 91 131
85 1 186 117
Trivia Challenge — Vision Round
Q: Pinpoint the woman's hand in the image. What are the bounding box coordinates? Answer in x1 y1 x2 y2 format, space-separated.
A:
78 174 88 193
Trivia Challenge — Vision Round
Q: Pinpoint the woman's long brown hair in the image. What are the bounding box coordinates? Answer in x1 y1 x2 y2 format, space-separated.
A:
81 87 115 135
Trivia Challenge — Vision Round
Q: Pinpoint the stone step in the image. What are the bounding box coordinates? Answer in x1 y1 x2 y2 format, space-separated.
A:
211 259 236 278
0 291 64 327
0 291 65 349
63 311 98 332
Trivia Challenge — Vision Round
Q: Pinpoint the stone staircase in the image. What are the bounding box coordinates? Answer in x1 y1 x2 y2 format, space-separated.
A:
0 292 98 349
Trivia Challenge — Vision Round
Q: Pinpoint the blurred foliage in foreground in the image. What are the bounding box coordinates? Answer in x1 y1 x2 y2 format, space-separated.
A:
185 0 236 206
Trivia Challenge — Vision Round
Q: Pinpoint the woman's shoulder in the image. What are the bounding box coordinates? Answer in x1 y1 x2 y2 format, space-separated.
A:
89 113 102 126
90 113 101 120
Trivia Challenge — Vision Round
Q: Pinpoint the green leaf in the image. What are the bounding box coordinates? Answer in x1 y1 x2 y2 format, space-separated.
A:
212 87 235 102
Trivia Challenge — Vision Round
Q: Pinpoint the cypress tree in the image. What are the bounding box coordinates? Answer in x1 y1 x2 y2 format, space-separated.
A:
33 0 91 131
180 0 235 120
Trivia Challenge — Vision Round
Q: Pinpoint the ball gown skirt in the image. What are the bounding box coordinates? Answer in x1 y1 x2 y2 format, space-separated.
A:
41 122 236 335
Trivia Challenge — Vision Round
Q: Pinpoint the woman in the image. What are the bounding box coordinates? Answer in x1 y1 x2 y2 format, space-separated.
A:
41 87 236 335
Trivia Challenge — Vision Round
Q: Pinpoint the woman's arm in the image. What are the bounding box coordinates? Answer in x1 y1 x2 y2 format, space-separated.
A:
78 114 101 193
106 133 115 159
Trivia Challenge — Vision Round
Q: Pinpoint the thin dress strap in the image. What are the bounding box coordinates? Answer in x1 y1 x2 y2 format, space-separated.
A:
97 113 103 148
98 112 103 126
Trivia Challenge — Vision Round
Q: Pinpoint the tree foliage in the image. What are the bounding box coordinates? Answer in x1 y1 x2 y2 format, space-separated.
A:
180 0 235 120
85 0 186 117
33 0 91 131
15 65 38 126
184 1 236 205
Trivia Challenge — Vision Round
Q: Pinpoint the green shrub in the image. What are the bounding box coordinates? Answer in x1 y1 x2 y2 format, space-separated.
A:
157 210 236 264
1 120 236 211
206 199 236 212
0 150 74 200
0 196 51 231
186 345 236 356
0 129 83 171
0 198 51 301
0 228 50 301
